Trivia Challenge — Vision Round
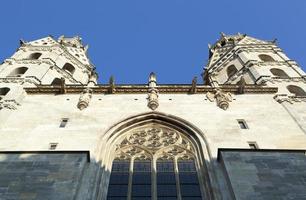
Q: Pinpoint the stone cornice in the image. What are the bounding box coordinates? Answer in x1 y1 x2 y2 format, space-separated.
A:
5 57 55 66
0 76 41 85
274 94 306 104
24 84 278 95
268 77 306 84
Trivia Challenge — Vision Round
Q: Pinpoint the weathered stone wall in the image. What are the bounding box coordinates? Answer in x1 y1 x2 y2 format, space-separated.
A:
0 152 88 200
220 150 306 200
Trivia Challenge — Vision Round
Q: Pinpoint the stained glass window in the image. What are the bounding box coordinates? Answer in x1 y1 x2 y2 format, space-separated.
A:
132 160 151 198
107 160 130 200
178 160 202 199
157 160 177 199
106 126 207 199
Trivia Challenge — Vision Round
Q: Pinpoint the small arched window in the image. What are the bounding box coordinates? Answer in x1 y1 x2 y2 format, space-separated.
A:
28 53 42 60
62 63 75 75
227 65 238 78
258 54 275 62
0 87 10 101
8 67 28 77
270 68 289 78
0 87 10 96
51 78 62 86
287 85 306 96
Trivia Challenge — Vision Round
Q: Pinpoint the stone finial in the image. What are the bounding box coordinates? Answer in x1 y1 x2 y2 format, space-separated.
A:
190 76 197 94
19 39 26 46
148 72 157 87
220 32 226 37
77 88 93 110
147 72 159 110
108 75 116 94
206 89 232 110
58 35 64 43
272 38 278 44
84 45 89 53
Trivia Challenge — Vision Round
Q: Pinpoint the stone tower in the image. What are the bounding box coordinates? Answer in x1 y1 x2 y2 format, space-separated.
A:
203 33 306 88
203 33 306 132
0 35 97 110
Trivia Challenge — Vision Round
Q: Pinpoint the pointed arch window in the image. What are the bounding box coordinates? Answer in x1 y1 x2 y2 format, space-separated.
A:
8 67 28 77
106 126 205 200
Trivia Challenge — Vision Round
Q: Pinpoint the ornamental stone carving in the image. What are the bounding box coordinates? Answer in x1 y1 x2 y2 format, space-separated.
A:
77 88 93 110
0 100 19 110
206 89 232 110
127 128 179 150
147 72 159 110
114 126 195 160
273 94 306 104
108 76 116 94
115 147 150 160
190 76 197 94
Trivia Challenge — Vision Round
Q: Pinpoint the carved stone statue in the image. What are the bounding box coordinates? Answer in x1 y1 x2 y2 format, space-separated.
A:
190 76 197 94
206 89 232 110
77 88 93 110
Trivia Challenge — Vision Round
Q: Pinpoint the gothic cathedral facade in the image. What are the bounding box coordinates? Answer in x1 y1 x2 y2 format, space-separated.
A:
0 34 305 200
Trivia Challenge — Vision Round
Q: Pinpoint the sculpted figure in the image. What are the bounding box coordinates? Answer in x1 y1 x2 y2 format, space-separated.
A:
206 88 232 110
77 88 93 110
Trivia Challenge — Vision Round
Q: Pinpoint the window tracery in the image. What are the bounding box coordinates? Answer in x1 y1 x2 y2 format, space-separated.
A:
107 126 204 200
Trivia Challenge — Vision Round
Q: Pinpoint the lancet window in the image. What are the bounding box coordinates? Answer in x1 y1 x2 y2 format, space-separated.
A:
106 126 204 200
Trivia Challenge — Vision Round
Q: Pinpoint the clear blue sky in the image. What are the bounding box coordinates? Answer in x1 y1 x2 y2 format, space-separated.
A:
1 0 305 84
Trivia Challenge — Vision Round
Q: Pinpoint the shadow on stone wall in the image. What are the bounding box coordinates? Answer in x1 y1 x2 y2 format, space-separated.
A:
219 149 306 200
0 151 103 200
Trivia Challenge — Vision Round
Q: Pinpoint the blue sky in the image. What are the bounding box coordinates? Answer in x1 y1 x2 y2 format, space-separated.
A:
1 0 306 83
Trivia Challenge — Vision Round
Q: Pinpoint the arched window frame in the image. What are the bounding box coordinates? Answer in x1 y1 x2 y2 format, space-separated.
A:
51 78 62 86
258 54 275 62
28 52 42 60
7 67 28 77
62 63 76 75
226 65 238 79
106 124 208 200
270 68 289 78
0 87 10 101
287 85 306 97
